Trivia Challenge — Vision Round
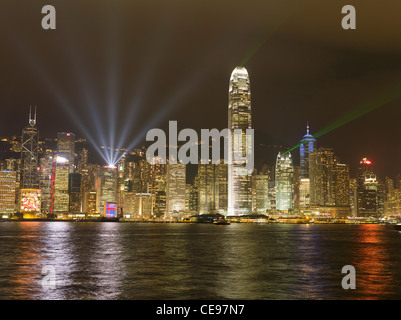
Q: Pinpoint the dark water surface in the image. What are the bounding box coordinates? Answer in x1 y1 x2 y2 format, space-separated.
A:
0 222 401 300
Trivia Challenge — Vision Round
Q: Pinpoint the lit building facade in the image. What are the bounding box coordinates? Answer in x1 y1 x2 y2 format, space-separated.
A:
299 124 316 180
197 161 228 215
124 193 153 218
166 163 186 217
334 163 350 207
57 132 75 173
0 170 16 214
252 174 269 213
52 155 70 213
96 166 118 214
275 151 294 211
299 178 310 209
385 189 401 216
68 173 82 213
357 158 379 217
39 150 53 213
228 66 253 215
309 148 337 207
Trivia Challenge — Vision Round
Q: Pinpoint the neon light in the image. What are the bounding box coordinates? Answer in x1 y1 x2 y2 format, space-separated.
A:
105 202 117 218
20 189 41 213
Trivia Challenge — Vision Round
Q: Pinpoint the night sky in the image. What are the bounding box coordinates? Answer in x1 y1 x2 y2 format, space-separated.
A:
1 0 401 178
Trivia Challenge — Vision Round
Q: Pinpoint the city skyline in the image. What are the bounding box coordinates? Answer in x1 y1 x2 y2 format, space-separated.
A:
1 1 401 180
0 66 399 220
2 1 401 303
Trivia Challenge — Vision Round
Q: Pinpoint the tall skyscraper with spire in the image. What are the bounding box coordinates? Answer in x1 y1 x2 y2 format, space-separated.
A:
228 66 252 215
21 106 39 189
299 123 316 179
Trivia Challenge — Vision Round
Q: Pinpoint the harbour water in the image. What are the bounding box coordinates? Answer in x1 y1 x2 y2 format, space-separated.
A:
1 222 401 300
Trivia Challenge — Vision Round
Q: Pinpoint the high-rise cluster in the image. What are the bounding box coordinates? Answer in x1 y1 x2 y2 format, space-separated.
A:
0 67 399 219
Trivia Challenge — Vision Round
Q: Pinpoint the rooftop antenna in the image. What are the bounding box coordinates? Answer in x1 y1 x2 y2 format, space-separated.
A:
29 106 37 126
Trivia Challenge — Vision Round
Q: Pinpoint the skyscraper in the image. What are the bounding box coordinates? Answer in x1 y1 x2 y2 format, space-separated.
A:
275 151 294 211
52 155 70 214
96 165 118 214
357 158 379 217
228 66 253 215
299 124 316 179
251 174 269 213
166 163 186 217
309 147 337 207
21 107 39 189
57 132 76 173
299 178 310 209
334 163 350 207
68 172 82 213
39 150 54 213
197 161 228 215
0 170 16 215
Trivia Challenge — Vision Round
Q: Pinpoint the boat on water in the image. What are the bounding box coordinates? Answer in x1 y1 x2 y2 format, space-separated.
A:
213 219 230 225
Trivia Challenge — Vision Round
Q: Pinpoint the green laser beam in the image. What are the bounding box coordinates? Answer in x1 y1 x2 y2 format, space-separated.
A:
239 2 301 67
284 81 401 154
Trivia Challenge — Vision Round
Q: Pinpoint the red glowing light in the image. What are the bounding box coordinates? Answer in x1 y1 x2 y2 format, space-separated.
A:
360 159 372 165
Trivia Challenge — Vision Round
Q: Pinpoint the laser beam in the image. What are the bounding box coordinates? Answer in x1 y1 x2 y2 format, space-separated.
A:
285 81 401 154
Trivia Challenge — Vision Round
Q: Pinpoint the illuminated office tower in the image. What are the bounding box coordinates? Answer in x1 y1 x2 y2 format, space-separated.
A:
309 148 337 207
385 189 401 216
385 177 394 194
275 152 294 211
83 191 97 214
21 107 40 189
228 66 253 215
128 193 154 218
166 163 186 217
77 148 90 193
198 161 228 215
268 180 276 210
68 173 82 213
57 132 76 173
185 184 191 212
216 163 228 213
396 174 401 189
39 150 54 213
377 181 385 217
116 158 126 216
77 148 88 173
96 166 118 214
252 174 269 213
349 178 358 216
189 179 199 214
5 158 21 206
357 158 379 217
52 155 70 213
0 170 17 215
334 163 350 206
293 165 300 210
299 124 316 179
299 178 310 209
77 148 92 211
142 156 167 217
81 164 98 213
123 192 135 217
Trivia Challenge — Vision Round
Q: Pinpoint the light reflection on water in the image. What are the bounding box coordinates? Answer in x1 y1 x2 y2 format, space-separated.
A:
0 222 401 299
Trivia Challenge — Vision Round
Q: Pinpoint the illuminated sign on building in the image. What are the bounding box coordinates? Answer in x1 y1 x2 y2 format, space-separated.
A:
104 201 117 218
20 189 41 213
